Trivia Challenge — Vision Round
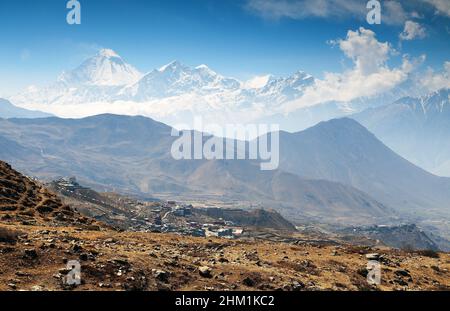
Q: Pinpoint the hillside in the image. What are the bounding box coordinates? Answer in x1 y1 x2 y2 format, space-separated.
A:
353 89 450 177
0 161 99 229
277 118 450 220
195 207 296 231
0 98 52 119
339 225 443 252
47 177 298 232
1 161 449 291
0 114 396 226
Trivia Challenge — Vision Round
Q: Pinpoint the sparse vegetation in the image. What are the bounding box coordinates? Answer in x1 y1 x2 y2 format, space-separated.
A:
417 249 440 259
1 160 449 291
0 226 20 243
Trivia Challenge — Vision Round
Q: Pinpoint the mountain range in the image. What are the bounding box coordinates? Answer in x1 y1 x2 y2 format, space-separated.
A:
0 114 398 226
9 49 424 130
1 113 450 235
10 49 315 105
353 88 450 177
2 48 450 239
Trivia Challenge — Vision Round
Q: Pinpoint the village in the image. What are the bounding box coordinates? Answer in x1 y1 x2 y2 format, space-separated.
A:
48 177 249 240
142 200 245 239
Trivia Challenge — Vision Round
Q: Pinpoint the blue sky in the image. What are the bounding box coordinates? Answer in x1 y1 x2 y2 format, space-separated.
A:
0 0 449 96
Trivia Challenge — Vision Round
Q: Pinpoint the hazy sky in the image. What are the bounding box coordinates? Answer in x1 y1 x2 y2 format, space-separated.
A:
0 0 449 96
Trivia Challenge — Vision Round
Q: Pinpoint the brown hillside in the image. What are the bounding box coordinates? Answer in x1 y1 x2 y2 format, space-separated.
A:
0 161 449 291
0 161 99 229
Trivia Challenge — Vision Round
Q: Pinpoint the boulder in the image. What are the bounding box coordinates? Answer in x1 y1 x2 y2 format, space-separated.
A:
198 266 212 278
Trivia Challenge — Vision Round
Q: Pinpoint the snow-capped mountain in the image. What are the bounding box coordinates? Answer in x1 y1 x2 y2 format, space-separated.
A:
59 49 142 86
253 76 431 132
121 60 241 100
11 49 143 106
8 48 427 132
9 49 319 127
256 71 315 102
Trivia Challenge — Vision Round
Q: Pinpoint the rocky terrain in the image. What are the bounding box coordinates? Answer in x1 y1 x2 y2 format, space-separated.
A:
195 207 296 231
0 161 100 230
339 225 446 252
1 160 450 291
2 226 450 291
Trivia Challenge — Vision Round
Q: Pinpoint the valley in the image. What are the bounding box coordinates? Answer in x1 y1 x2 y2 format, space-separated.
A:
1 113 450 238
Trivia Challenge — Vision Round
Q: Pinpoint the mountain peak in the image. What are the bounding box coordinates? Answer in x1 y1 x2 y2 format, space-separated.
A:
159 60 185 72
291 117 372 141
97 48 120 58
195 64 219 77
291 70 314 82
195 64 209 70
314 117 368 133
57 49 142 86
427 87 449 100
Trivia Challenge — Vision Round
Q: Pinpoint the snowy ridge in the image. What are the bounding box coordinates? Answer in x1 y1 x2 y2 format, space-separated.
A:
8 48 430 132
11 49 315 106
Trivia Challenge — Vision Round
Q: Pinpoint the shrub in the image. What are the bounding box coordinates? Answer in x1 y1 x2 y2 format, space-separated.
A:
0 226 21 243
417 249 440 258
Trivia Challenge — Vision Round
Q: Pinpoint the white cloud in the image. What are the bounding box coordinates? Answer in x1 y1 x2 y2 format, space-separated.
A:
420 61 450 92
284 27 415 112
337 27 391 75
383 1 410 25
245 0 409 25
400 21 427 40
423 0 450 17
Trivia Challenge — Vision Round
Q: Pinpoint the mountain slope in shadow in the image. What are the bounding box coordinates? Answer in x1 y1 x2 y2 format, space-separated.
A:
277 117 450 218
353 88 450 177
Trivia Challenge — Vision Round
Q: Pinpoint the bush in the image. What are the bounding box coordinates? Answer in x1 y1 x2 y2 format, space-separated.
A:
417 249 440 258
0 226 21 243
